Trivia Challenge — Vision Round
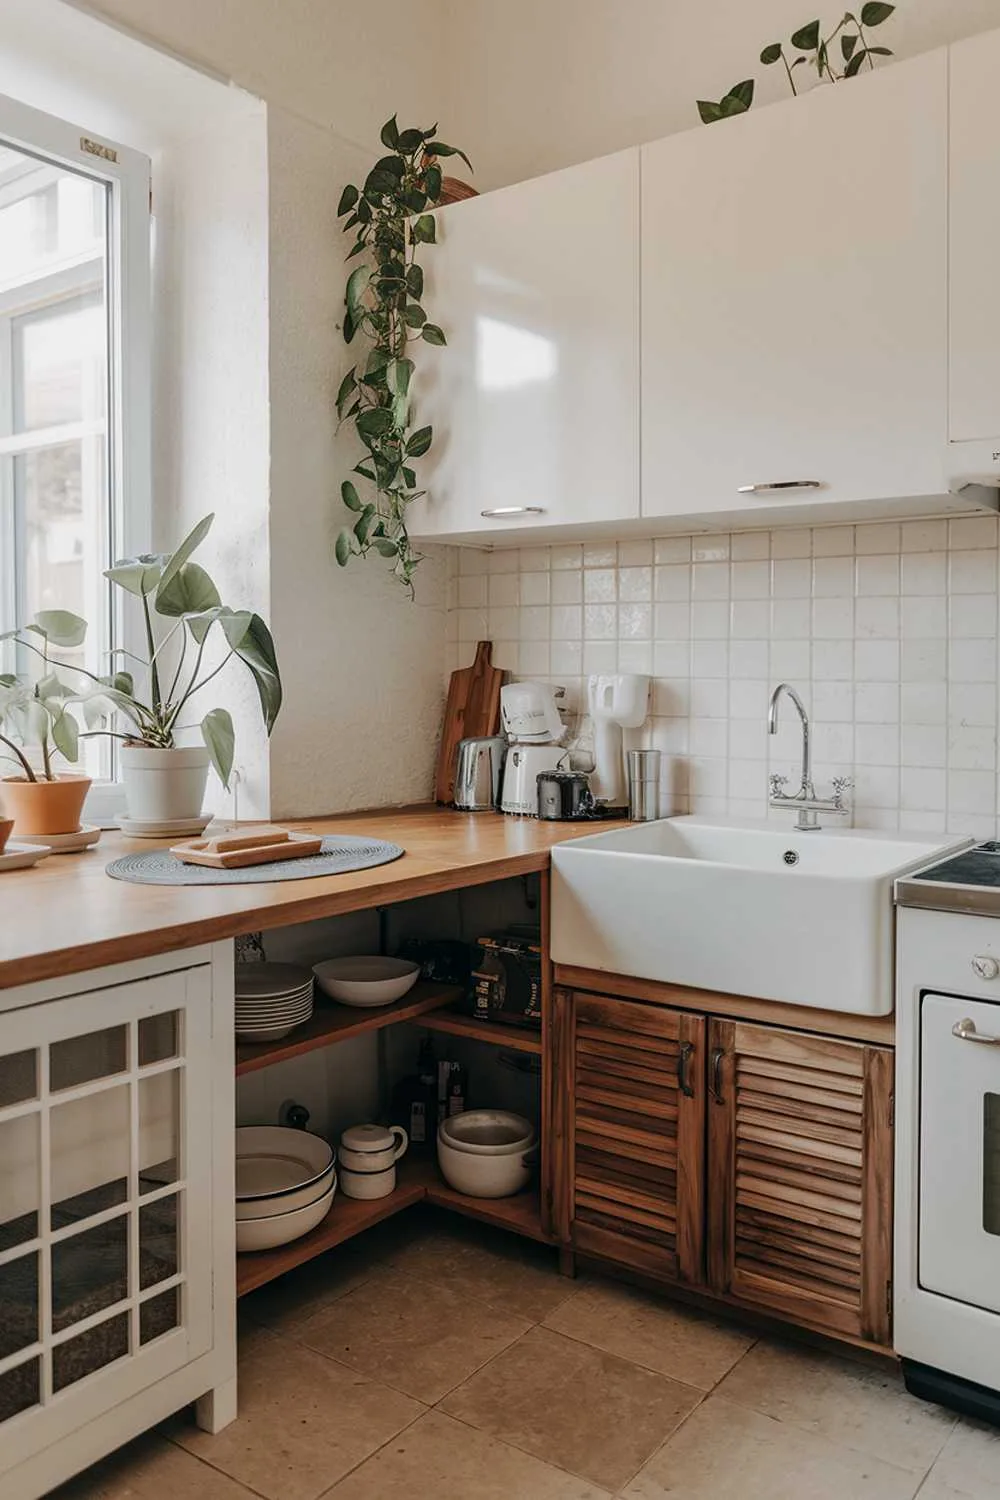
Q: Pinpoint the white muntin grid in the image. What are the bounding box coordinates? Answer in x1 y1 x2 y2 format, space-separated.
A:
0 1001 191 1419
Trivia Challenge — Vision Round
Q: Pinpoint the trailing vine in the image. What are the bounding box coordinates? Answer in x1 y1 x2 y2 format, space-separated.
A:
334 115 472 594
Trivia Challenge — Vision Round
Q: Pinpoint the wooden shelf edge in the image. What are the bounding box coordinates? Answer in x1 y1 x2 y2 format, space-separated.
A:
235 982 465 1076
408 1009 542 1055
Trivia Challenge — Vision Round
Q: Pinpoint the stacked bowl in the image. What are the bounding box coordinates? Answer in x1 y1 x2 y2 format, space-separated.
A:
235 1126 336 1252
437 1110 537 1199
235 963 314 1042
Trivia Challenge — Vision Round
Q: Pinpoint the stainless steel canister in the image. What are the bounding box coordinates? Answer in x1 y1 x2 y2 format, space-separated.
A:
627 749 662 821
453 736 506 810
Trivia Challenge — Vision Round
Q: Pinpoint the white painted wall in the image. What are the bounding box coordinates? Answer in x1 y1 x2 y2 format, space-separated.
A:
442 0 1000 187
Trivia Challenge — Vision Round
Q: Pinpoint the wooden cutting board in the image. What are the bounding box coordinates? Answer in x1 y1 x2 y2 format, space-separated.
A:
434 640 504 804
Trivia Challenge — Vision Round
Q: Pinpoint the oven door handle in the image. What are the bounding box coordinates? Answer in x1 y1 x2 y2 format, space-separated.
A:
952 1018 1000 1046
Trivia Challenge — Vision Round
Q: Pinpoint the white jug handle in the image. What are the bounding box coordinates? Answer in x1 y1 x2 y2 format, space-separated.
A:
391 1125 409 1161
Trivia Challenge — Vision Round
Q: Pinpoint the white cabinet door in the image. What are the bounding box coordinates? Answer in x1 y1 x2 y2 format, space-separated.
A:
407 149 640 542
949 29 1000 475
0 967 215 1471
641 51 949 522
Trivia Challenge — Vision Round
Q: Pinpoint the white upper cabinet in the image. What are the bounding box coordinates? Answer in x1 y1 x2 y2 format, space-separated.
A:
641 51 951 524
407 149 640 542
949 29 1000 476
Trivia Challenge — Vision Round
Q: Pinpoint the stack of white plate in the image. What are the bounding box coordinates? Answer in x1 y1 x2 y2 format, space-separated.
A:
236 1126 336 1252
235 962 314 1042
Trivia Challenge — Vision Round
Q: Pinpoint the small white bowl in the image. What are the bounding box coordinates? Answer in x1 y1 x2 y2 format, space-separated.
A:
313 956 420 1008
437 1132 534 1199
439 1111 536 1156
236 1178 336 1253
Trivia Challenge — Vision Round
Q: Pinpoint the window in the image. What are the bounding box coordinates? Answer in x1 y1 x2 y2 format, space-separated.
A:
0 93 150 819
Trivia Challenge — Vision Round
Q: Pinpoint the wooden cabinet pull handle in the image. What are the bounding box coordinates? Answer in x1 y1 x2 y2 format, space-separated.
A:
676 1040 695 1098
709 1046 725 1104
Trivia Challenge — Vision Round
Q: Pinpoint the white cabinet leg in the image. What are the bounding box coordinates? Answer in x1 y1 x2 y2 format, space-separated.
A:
195 1376 238 1434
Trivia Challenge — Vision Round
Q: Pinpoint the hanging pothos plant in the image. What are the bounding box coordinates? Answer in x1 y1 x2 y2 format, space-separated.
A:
334 116 472 595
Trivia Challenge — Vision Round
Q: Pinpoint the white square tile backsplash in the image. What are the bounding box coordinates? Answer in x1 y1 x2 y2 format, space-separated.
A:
445 518 1000 835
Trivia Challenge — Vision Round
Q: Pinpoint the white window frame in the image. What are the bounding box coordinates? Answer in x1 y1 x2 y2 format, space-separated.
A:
0 92 151 825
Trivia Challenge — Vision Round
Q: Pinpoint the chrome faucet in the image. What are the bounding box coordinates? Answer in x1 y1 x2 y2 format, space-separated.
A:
767 682 852 831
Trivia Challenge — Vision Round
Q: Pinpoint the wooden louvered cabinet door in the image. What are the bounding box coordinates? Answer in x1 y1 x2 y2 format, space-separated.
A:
706 1019 893 1346
558 990 706 1283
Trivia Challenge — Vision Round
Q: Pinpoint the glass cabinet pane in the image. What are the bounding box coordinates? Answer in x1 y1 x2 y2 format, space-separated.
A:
0 1111 39 1250
0 1359 39 1424
0 1253 38 1360
139 1196 177 1290
0 1049 37 1107
52 1314 129 1393
140 1287 178 1347
138 1012 179 1067
138 1071 179 1191
51 1085 129 1227
52 1218 128 1333
50 1026 127 1092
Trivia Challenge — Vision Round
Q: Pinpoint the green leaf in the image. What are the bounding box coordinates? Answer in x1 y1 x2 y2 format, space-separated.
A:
155 513 214 602
424 141 473 172
373 538 400 558
729 79 755 108
231 615 281 733
373 154 404 179
867 44 893 54
154 561 221 618
402 466 417 488
354 462 377 481
379 114 400 149
50 709 79 763
337 183 359 216
844 48 867 75
421 323 446 346
423 164 442 201
790 19 821 49
354 505 377 544
200 707 235 790
335 368 357 418
364 347 391 377
720 88 753 117
404 189 428 214
335 528 353 566
403 303 427 329
346 264 371 318
760 42 783 64
396 127 427 152
697 100 723 124
356 407 394 439
841 31 858 59
411 214 437 244
406 425 433 458
36 672 70 704
341 479 363 512
406 263 424 300
105 554 168 596
32 610 87 648
860 0 894 23
387 358 414 398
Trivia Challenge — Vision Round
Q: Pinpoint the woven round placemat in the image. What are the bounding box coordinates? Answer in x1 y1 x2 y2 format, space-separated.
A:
106 835 404 886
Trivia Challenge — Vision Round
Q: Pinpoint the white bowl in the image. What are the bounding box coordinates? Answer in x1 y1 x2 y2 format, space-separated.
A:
236 1178 336 1252
237 1162 336 1221
437 1131 535 1199
313 956 420 1008
439 1111 537 1156
235 1126 334 1200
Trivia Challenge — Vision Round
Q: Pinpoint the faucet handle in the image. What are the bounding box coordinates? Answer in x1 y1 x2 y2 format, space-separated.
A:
769 773 788 798
831 776 854 806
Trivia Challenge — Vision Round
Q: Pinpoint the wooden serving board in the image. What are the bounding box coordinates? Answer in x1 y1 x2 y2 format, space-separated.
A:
434 640 504 805
171 828 323 869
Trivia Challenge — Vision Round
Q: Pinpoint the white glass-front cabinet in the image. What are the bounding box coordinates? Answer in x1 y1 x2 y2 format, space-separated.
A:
642 49 954 525
407 148 640 543
949 29 1000 482
0 948 235 1499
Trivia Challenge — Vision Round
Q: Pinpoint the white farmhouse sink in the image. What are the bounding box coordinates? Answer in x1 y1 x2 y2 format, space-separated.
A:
551 817 969 1015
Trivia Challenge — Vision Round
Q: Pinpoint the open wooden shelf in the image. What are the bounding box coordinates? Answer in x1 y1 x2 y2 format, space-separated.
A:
409 1009 542 1055
235 982 465 1076
236 1155 551 1296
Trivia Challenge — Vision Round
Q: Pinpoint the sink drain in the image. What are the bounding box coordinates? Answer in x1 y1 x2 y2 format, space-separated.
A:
783 849 800 867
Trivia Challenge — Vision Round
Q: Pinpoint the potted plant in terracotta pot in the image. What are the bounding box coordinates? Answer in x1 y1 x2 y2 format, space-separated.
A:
0 612 92 836
83 514 282 824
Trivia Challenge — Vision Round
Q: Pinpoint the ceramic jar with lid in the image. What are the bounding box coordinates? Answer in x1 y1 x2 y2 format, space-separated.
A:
338 1123 408 1200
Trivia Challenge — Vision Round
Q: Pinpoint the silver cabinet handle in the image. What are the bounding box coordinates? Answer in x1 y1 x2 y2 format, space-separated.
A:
480 506 545 518
737 481 824 494
952 1018 1000 1046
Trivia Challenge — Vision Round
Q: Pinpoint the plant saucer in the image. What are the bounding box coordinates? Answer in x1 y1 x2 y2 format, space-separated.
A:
117 815 213 839
0 842 52 872
18 824 102 853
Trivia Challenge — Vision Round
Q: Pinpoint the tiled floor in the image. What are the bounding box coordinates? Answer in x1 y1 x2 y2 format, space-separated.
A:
56 1208 1000 1499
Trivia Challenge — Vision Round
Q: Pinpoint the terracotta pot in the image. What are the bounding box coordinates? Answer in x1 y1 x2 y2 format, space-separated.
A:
0 774 91 836
120 745 210 822
0 819 12 854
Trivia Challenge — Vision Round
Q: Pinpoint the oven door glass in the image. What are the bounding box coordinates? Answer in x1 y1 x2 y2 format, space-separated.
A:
919 992 1000 1312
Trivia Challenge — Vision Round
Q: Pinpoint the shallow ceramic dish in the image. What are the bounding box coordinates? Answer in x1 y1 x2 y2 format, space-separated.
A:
234 963 313 999
438 1111 536 1156
17 823 101 853
313 956 420 1008
235 1178 336 1252
235 1126 334 1200
237 1162 336 1221
0 842 52 873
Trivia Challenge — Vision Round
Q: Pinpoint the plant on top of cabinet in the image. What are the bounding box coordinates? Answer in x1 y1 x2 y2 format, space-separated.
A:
697 3 896 122
0 612 93 834
334 116 472 595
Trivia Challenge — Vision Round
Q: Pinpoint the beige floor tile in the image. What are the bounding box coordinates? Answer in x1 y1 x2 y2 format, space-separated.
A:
544 1279 754 1390
621 1396 924 1500
327 1409 611 1499
440 1324 702 1493
717 1338 955 1472
922 1416 1000 1498
295 1264 532 1403
173 1324 423 1500
52 1432 256 1498
380 1212 581 1322
241 1234 385 1334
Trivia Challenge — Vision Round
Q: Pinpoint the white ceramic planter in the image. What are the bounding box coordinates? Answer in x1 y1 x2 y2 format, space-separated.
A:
120 745 210 823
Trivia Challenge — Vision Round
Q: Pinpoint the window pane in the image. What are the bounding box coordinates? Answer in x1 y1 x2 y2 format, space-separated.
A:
14 294 106 432
0 152 104 283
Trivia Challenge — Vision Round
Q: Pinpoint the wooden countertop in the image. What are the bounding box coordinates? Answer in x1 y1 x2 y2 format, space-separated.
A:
0 806 615 990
